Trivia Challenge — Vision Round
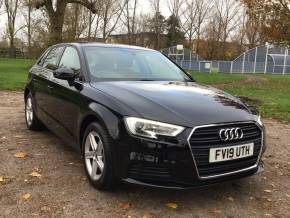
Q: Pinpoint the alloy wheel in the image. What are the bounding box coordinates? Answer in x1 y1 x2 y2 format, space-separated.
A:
84 131 105 181
26 97 33 126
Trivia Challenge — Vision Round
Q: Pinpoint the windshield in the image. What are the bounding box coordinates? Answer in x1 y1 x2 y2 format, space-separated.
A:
83 46 191 81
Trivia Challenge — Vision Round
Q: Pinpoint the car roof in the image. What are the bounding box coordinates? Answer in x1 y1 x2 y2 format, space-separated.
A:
55 42 156 52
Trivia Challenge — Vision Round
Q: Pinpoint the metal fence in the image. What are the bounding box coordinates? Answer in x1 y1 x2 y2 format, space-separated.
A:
162 45 290 75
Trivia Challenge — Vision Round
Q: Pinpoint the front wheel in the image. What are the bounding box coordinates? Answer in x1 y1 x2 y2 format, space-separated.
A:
82 122 116 190
25 93 43 131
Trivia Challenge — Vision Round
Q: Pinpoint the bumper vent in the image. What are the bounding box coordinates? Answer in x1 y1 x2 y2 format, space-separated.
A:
128 163 171 182
189 122 262 178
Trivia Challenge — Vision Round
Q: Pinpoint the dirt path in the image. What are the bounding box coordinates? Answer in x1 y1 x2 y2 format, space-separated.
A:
215 75 268 89
0 91 289 218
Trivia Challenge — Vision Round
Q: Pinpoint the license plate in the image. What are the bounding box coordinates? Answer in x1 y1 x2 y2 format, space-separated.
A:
209 143 254 163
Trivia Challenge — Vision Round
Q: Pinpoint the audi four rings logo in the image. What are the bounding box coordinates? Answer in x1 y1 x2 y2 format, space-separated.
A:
219 128 243 141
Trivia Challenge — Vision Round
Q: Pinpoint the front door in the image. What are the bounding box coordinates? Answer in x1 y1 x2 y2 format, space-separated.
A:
48 46 85 147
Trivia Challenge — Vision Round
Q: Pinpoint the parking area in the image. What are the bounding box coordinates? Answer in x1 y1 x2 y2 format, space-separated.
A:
0 91 289 218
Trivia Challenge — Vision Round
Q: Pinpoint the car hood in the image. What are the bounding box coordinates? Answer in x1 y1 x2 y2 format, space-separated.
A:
91 81 255 127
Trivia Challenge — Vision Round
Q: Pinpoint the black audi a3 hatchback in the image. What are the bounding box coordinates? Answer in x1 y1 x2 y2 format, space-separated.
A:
24 43 265 190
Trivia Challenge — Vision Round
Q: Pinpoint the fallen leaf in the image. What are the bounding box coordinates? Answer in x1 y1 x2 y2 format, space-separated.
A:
264 189 272 193
41 206 51 212
142 213 151 218
213 209 222 214
165 202 178 209
0 176 4 182
21 193 31 200
227 197 234 202
264 213 272 217
119 202 130 209
30 171 42 177
14 152 27 158
286 194 290 198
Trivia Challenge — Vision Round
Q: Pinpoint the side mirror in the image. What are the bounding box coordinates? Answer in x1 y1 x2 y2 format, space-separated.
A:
53 68 75 81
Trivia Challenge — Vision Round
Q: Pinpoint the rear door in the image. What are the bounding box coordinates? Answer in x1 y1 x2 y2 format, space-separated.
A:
32 46 64 125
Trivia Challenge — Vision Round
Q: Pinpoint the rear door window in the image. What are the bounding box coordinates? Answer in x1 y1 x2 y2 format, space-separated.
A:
42 46 64 70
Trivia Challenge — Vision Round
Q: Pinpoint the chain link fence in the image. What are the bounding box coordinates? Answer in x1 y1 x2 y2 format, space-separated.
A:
161 45 290 75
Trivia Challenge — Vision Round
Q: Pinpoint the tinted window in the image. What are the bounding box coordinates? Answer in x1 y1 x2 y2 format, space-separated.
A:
59 47 81 74
84 47 190 81
42 46 64 70
37 49 50 66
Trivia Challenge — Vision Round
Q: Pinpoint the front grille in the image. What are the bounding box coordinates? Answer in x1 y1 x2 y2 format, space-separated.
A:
189 122 262 178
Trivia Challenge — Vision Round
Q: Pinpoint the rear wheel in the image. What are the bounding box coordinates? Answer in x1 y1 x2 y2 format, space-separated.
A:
82 122 116 190
25 93 43 131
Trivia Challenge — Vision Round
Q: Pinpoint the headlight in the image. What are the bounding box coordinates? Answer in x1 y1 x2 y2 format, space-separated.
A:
257 114 263 127
124 117 185 139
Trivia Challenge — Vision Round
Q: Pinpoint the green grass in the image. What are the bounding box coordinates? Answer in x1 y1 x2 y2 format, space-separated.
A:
223 75 290 122
188 71 290 122
189 71 246 84
0 59 289 122
0 58 35 90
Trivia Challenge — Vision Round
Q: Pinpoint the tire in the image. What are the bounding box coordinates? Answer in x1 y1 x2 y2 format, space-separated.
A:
25 93 43 131
81 122 116 190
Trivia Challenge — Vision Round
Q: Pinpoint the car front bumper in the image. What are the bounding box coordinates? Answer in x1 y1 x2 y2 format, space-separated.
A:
114 121 264 189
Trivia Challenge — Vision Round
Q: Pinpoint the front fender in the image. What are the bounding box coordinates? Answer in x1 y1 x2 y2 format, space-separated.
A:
79 102 121 145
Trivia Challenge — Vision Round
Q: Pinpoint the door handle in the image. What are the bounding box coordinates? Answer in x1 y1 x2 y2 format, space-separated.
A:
47 85 54 89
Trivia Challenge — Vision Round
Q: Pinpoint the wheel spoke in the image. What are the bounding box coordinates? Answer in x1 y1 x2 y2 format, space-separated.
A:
96 157 104 172
96 140 103 155
91 160 98 177
89 133 98 151
85 151 95 159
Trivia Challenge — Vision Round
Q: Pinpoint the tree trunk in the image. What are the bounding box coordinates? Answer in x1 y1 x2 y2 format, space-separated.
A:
88 10 92 40
28 0 31 53
73 4 79 40
9 38 16 58
48 14 65 45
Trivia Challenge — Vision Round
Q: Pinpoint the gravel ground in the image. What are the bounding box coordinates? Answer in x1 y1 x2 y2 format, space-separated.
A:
0 91 289 218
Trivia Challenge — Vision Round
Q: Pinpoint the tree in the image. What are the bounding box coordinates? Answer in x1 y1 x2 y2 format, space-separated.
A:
35 0 98 45
99 0 126 41
122 0 138 44
4 0 20 57
215 0 240 59
62 4 92 41
168 0 184 17
242 0 290 46
182 0 209 51
149 0 167 49
22 0 33 53
165 14 185 47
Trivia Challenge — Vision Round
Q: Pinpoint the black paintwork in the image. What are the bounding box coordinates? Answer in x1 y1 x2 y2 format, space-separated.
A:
25 43 264 189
